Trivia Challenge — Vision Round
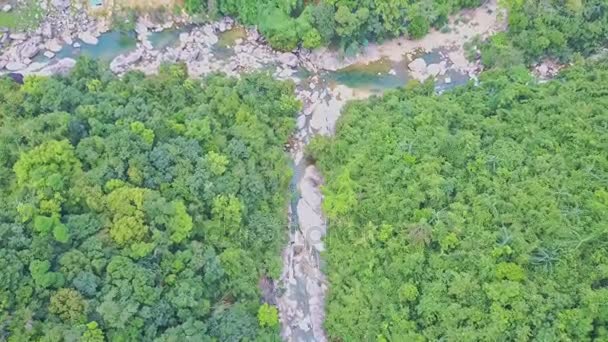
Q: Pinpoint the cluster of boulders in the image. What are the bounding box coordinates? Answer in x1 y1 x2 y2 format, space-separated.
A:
0 0 108 73
534 60 563 80
109 17 304 82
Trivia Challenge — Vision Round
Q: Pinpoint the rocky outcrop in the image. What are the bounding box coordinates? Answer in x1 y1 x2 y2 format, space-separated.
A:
78 31 98 45
279 52 298 68
110 49 143 74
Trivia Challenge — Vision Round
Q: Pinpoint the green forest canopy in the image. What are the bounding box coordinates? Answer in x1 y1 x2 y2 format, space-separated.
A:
309 62 608 341
0 59 298 341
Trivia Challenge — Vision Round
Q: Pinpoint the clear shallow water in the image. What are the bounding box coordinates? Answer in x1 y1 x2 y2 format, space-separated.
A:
326 52 469 93
56 31 137 61
148 28 183 50
325 58 409 93
218 26 247 48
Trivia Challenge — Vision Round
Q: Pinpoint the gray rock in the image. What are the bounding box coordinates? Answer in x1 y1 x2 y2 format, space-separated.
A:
297 115 307 130
35 58 76 76
202 25 215 36
52 0 70 10
5 61 26 71
73 42 81 48
110 49 143 73
10 33 27 41
179 32 190 45
62 34 73 45
2 4 12 12
444 77 451 84
0 59 7 70
278 52 298 68
427 63 441 77
41 23 53 38
408 58 427 73
248 29 260 42
78 32 98 45
44 51 56 58
45 39 63 52
202 33 218 46
20 41 40 59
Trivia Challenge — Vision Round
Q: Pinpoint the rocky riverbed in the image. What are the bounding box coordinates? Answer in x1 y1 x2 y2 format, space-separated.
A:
0 1 507 341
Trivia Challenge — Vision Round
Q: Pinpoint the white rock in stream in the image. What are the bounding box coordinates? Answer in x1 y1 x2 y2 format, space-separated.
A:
427 63 441 77
408 57 427 74
78 32 99 45
2 4 12 12
45 39 63 53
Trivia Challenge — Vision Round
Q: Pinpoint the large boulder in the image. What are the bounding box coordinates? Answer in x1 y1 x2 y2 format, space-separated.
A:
426 63 442 77
408 58 427 74
278 52 298 68
78 31 98 45
5 61 26 71
110 49 143 74
20 41 40 59
45 38 63 52
9 32 27 41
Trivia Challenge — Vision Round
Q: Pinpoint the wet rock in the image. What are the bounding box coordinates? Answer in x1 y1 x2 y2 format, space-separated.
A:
445 77 452 84
44 51 55 59
73 42 81 48
408 58 427 73
78 32 98 45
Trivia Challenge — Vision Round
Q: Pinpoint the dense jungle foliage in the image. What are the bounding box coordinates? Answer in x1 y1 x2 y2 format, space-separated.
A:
185 0 482 52
482 0 608 66
0 59 298 341
309 62 608 340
